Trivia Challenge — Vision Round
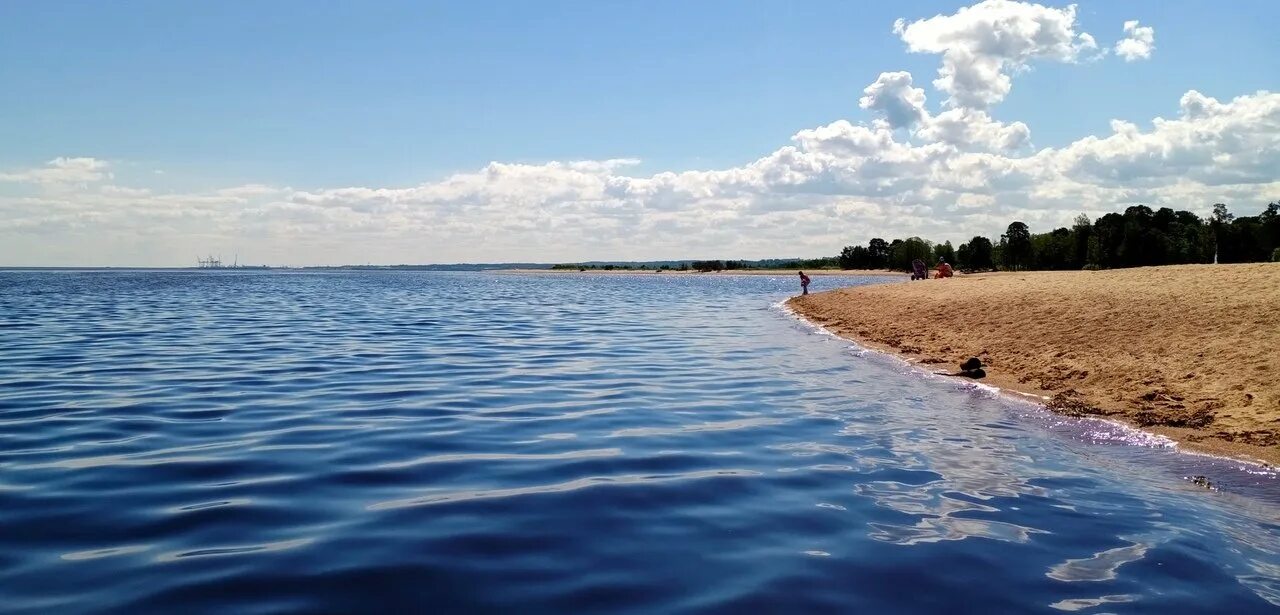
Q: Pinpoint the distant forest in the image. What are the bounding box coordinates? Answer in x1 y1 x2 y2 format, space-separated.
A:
551 257 840 272
841 201 1280 272
553 202 1280 273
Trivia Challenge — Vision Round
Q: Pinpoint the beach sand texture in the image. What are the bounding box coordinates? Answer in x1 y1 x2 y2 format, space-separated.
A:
499 268 903 276
789 263 1280 464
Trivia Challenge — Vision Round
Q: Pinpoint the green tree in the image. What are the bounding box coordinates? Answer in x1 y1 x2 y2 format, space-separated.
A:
1085 234 1103 269
867 238 890 269
819 200 1274 275
1072 213 1093 267
839 245 872 269
1092 213 1124 268
966 236 994 271
1001 222 1032 270
956 242 972 271
1212 203 1234 224
889 237 932 271
933 240 956 265
1029 227 1074 270
1262 203 1280 259
1210 203 1234 264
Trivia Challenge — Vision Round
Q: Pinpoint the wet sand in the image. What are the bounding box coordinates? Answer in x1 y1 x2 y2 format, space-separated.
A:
788 263 1280 465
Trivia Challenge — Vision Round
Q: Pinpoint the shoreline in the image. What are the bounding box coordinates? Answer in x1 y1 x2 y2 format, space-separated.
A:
495 268 906 276
787 264 1280 467
778 299 1194 450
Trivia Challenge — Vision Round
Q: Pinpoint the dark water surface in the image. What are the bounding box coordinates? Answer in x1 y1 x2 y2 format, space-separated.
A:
2 270 1279 613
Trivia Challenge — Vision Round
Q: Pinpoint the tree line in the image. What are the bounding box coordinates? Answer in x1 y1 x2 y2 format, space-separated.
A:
837 202 1280 272
549 202 1278 273
689 258 839 272
551 257 840 272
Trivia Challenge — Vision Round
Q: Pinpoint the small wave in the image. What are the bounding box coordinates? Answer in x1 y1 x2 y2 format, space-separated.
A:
3 271 1278 613
155 538 314 563
367 469 762 511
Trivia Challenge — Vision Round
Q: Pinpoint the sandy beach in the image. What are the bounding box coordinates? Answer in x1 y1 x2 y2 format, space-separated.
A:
498 268 905 276
789 263 1280 465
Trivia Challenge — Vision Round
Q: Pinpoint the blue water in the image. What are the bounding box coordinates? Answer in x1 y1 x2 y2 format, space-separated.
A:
2 271 1279 614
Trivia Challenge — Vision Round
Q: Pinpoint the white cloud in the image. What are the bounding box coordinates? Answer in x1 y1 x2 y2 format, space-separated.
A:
99 185 152 197
1115 20 1155 61
5 89 1276 266
0 3 1273 267
917 108 1031 152
1056 90 1279 186
0 157 111 185
859 71 929 129
893 0 1098 108
857 71 1030 152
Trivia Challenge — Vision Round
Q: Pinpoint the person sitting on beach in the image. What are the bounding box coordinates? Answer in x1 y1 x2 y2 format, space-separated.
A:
934 260 954 279
798 271 811 295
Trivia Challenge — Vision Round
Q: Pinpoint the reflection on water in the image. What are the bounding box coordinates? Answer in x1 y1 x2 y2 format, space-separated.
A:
1049 594 1138 612
368 469 764 511
1 270 1278 613
1048 536 1160 582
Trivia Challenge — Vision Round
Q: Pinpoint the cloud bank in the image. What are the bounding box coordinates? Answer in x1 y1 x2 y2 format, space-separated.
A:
2 2 1273 267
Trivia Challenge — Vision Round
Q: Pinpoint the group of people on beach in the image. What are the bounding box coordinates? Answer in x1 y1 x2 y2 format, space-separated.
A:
797 258 953 295
911 258 952 281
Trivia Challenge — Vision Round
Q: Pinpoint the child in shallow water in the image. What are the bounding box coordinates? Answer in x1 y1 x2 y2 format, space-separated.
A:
798 271 811 295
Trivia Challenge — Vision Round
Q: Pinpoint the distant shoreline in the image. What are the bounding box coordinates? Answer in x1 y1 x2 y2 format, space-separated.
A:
1 266 907 276
788 263 1280 467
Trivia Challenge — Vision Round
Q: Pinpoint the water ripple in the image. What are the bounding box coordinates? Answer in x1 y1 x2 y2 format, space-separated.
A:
1 270 1278 613
368 469 763 511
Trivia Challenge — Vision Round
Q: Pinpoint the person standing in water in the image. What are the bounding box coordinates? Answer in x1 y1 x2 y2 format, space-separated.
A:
798 271 811 295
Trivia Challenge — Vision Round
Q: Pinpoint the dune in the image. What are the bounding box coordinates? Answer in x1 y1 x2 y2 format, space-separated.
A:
788 263 1280 465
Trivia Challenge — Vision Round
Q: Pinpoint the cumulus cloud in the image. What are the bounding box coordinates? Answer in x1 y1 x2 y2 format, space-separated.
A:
0 157 111 185
0 3 1273 267
857 70 1030 152
5 89 1276 266
1115 20 1155 61
893 0 1098 108
859 71 929 129
917 108 1031 152
1057 90 1279 185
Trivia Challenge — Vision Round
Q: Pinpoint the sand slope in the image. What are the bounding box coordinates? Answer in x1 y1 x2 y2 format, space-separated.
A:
789 263 1280 464
497 269 901 276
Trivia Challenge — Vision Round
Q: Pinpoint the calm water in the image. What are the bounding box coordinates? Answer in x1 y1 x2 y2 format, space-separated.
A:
2 271 1279 614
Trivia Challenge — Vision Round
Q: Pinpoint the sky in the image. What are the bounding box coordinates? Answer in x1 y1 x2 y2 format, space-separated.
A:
1 0 1277 266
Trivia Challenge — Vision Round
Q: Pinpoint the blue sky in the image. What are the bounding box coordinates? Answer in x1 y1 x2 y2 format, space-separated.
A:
3 0 1274 188
1 1 1277 265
